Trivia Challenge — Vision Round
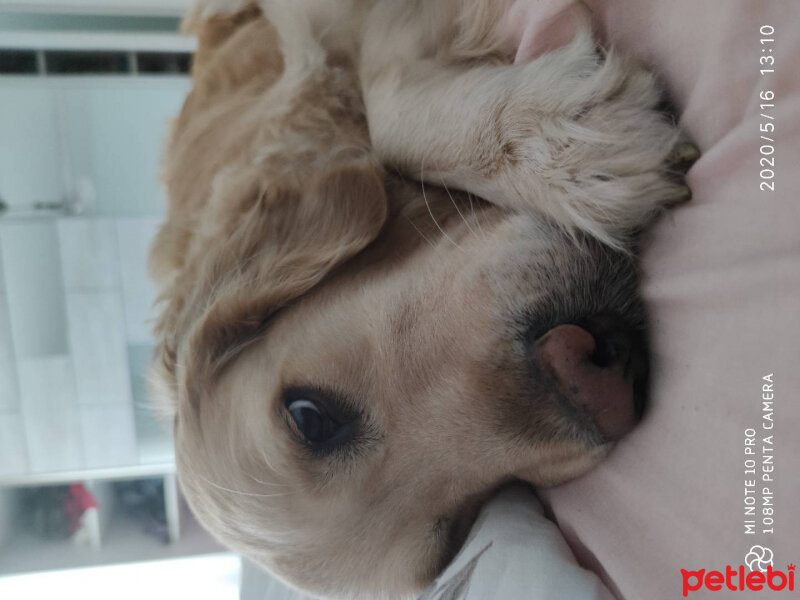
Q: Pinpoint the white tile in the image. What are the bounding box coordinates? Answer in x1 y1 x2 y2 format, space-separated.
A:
17 356 83 473
66 291 132 406
57 218 120 290
0 222 69 358
79 404 138 469
0 236 5 293
116 218 160 344
0 413 29 477
0 294 19 411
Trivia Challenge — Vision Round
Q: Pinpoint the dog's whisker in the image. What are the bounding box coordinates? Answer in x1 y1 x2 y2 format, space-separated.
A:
467 192 489 241
257 445 287 480
441 178 479 242
405 215 438 249
420 159 464 253
197 473 293 499
245 470 289 489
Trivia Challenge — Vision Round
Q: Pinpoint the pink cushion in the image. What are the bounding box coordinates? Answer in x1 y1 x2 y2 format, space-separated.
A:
532 1 800 597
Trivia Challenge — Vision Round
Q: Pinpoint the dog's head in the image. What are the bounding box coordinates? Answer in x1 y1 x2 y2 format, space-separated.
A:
151 6 649 599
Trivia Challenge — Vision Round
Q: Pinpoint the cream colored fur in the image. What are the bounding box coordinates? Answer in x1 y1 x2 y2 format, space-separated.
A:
150 2 691 598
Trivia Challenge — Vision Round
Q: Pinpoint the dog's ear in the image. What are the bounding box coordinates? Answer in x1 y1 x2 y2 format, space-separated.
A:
149 5 283 288
153 161 387 411
182 2 269 84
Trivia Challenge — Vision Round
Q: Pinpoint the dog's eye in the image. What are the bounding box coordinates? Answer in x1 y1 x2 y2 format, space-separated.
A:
283 389 357 452
287 399 331 442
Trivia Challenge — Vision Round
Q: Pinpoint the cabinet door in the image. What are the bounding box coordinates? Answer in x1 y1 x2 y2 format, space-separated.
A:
0 86 66 212
116 217 159 344
57 82 189 216
18 356 83 473
0 221 82 474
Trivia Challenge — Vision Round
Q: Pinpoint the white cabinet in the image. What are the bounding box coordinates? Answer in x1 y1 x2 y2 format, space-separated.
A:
0 414 28 476
0 21 223 577
65 290 132 407
116 217 160 343
0 74 186 480
79 404 138 468
0 87 66 212
0 474 226 576
0 294 20 412
57 83 189 216
57 217 121 289
0 220 70 359
17 356 83 473
0 216 169 477
0 77 189 217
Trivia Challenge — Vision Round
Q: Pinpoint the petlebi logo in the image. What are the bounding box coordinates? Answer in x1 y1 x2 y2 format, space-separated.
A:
680 556 795 596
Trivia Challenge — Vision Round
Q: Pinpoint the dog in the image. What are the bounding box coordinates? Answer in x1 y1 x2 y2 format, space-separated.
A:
149 1 696 597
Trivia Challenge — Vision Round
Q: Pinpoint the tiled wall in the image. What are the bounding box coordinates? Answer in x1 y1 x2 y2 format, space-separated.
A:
0 216 164 477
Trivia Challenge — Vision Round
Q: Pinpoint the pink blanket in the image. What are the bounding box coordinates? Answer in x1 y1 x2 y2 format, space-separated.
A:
501 1 800 598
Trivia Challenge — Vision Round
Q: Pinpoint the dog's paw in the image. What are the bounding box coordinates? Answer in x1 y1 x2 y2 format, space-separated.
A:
499 32 699 248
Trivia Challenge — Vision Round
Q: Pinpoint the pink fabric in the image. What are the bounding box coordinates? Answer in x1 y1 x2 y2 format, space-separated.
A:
501 0 592 62
510 1 800 598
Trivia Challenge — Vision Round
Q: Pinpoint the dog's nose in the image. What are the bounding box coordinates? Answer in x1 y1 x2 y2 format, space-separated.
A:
533 316 648 440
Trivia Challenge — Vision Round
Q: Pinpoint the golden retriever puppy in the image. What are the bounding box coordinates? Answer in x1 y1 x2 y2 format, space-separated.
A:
149 1 694 598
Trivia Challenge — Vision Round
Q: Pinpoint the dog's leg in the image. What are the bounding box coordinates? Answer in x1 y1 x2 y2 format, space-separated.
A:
361 1 691 247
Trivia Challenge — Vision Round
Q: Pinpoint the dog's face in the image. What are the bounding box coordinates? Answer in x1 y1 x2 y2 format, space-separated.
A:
151 7 649 599
169 184 648 599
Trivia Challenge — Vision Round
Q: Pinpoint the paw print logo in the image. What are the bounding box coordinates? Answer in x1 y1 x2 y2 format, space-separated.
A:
745 545 774 573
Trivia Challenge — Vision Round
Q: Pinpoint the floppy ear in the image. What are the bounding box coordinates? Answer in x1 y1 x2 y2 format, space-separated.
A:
149 5 283 287
179 3 282 118
154 161 387 410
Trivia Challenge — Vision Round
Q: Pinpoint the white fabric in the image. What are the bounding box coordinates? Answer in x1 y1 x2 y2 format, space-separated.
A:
420 484 614 600
238 485 614 600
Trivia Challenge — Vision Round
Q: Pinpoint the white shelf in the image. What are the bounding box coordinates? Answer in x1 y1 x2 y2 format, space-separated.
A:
0 462 174 487
0 500 223 575
0 31 196 52
0 0 192 17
